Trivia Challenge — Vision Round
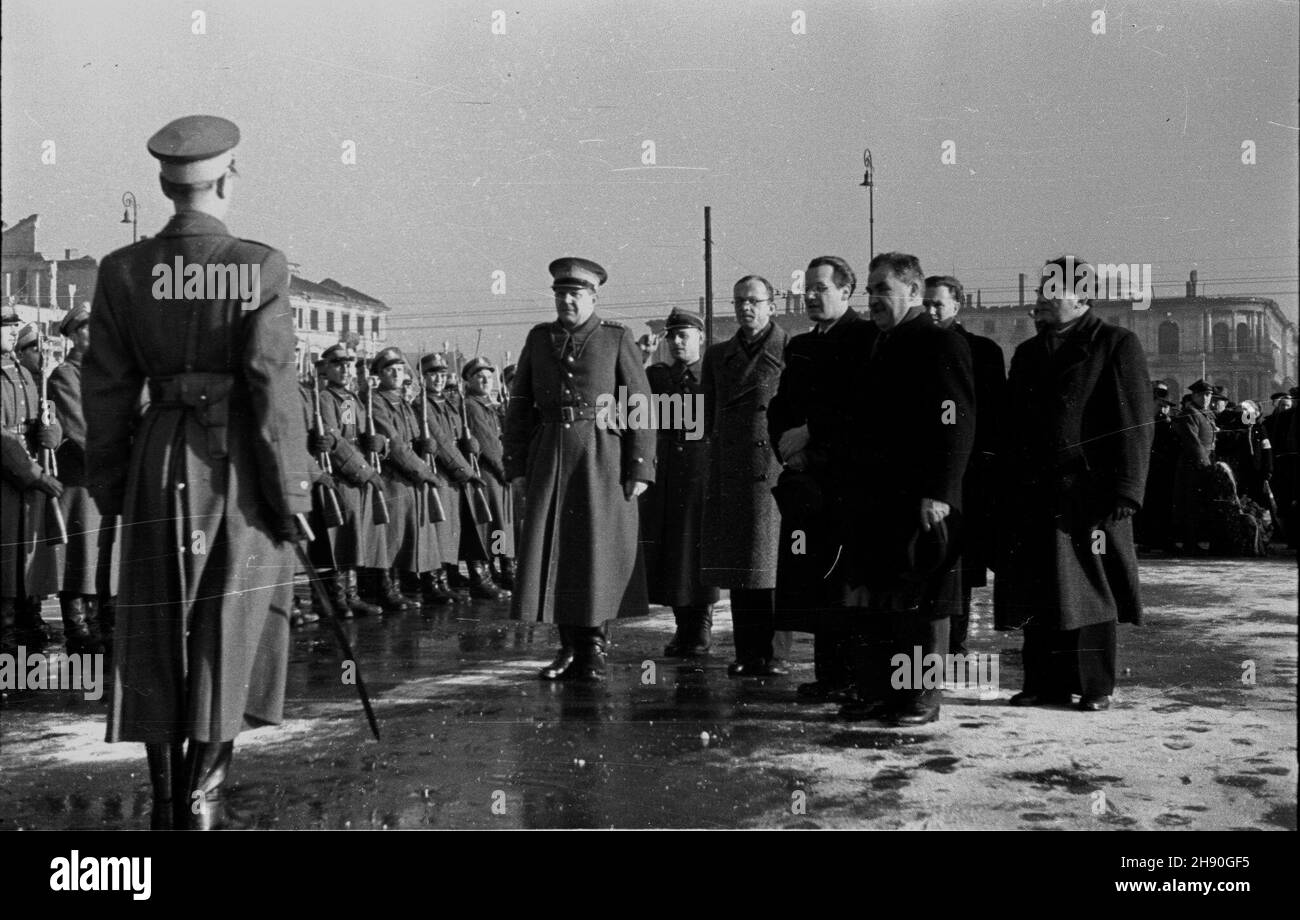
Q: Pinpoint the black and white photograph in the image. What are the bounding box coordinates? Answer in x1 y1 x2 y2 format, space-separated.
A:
1 0 1295 862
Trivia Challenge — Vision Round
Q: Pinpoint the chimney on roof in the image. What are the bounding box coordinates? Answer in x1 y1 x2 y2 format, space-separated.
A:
65 249 78 260
976 289 982 309
1019 273 1026 309
965 293 972 311
1187 270 1198 298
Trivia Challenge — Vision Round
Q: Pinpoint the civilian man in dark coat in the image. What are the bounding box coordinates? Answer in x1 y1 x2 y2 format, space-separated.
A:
767 256 876 701
839 254 974 726
1136 383 1178 552
84 116 315 827
641 308 718 656
1172 379 1217 555
504 258 656 682
994 256 1152 712
701 275 792 676
924 275 1004 654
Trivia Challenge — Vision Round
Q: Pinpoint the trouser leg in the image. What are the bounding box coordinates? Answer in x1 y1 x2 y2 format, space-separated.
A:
1074 621 1117 698
949 585 972 654
888 613 949 709
731 588 778 662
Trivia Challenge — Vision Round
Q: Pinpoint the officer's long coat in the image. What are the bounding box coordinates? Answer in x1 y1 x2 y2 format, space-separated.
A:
371 387 440 574
49 349 118 596
640 358 718 608
464 393 514 558
1 358 60 599
699 324 788 590
318 379 384 568
993 309 1152 632
422 393 474 565
504 314 656 628
85 211 313 744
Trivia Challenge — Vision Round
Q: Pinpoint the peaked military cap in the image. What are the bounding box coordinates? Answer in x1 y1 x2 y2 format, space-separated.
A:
420 352 449 374
58 304 91 337
148 115 240 184
318 343 352 364
664 308 704 332
1 303 20 326
1187 379 1213 394
16 324 39 350
1152 382 1170 398
462 356 496 380
369 346 407 375
1271 391 1289 401
549 257 607 291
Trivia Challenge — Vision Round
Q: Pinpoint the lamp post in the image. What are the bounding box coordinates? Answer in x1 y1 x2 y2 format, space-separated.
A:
860 148 874 265
121 191 138 243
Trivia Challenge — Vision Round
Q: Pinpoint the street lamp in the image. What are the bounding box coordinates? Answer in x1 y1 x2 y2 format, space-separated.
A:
121 191 138 243
860 148 874 265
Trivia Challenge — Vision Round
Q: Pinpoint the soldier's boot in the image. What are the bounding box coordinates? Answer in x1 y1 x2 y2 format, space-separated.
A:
666 605 711 658
379 569 417 613
493 555 516 591
539 626 577 680
145 740 185 830
97 595 117 656
468 559 511 601
181 740 234 831
81 596 106 654
58 593 95 655
420 571 456 607
304 571 339 622
434 568 469 604
343 569 380 618
16 597 51 649
568 627 608 683
442 565 471 601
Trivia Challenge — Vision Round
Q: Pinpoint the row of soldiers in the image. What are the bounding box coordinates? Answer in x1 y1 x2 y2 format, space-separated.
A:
1142 379 1297 554
290 344 514 627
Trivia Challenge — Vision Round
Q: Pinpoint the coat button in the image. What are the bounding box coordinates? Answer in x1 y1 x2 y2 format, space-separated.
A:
564 423 571 429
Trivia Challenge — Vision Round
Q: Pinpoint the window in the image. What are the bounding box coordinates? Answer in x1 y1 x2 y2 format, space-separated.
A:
310 309 319 331
326 311 335 333
371 316 380 337
1236 322 1250 352
983 320 996 336
295 307 302 328
342 313 350 334
1157 321 1179 355
1212 322 1231 353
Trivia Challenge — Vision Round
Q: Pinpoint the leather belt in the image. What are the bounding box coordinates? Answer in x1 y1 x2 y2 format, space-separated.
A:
538 405 597 423
147 372 238 459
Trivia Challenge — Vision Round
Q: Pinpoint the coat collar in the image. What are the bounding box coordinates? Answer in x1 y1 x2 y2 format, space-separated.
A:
723 321 786 363
156 211 231 239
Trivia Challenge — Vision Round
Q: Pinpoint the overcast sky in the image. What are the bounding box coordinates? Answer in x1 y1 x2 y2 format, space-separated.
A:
4 0 1297 361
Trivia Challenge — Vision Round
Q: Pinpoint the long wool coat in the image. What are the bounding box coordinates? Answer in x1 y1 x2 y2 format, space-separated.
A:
504 314 656 628
464 393 515 558
85 211 314 744
1 358 60 599
640 358 718 608
422 393 474 565
49 350 118 596
318 379 385 569
699 323 788 590
371 386 440 574
951 322 1006 589
993 309 1152 632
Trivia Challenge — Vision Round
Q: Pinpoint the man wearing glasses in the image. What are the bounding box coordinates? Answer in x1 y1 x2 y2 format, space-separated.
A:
701 276 793 676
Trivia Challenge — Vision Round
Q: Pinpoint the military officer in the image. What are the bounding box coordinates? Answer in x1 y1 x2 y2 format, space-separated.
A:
701 275 792 677
1172 379 1217 555
84 116 315 828
46 304 113 653
367 347 440 612
504 258 656 682
640 308 718 657
460 356 513 599
2 306 64 657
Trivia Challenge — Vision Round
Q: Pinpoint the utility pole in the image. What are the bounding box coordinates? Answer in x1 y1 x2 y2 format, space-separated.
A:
860 148 875 265
703 206 713 349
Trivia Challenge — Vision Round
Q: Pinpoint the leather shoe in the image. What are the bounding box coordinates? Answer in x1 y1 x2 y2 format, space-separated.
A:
888 699 940 726
539 647 575 681
1009 690 1073 707
1078 694 1111 712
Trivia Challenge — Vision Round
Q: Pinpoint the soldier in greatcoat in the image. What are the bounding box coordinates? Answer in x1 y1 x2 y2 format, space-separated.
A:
418 352 478 602
459 356 513 600
84 116 315 828
641 308 718 657
1172 379 1217 555
700 276 791 676
504 258 656 682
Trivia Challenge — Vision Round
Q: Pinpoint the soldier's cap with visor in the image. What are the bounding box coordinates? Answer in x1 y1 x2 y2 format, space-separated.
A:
369 346 409 376
1271 391 1289 401
148 115 240 184
2 303 22 326
317 343 352 365
420 353 450 374
1152 382 1170 398
1187 379 1213 394
502 363 517 385
664 308 705 332
16 324 39 350
462 356 496 381
549 257 607 291
58 304 91 337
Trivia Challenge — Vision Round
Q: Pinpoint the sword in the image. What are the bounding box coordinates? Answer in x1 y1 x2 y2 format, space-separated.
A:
291 513 381 741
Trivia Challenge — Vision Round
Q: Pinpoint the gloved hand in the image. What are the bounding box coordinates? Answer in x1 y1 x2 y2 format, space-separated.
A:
360 432 389 454
457 435 481 456
270 516 303 543
32 472 64 498
363 467 384 489
415 437 438 456
308 429 338 455
777 424 810 462
422 469 443 487
314 471 338 492
33 422 62 450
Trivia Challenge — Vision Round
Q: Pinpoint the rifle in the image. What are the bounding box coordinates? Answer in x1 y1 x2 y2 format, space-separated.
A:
35 314 67 545
417 375 446 525
364 375 391 526
458 383 494 523
310 376 345 528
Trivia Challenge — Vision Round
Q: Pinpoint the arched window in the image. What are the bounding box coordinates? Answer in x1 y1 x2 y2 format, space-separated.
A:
1157 321 1180 355
1212 322 1231 353
1236 322 1251 352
